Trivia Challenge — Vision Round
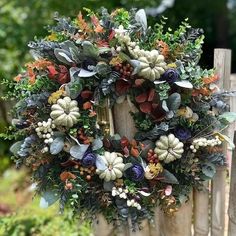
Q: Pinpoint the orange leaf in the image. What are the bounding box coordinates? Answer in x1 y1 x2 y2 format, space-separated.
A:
14 74 22 82
131 147 139 157
60 171 76 182
203 74 219 84
83 101 92 110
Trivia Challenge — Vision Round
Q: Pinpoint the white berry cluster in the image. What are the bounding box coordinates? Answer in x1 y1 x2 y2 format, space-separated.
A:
111 187 142 210
112 187 128 199
190 136 222 153
127 199 141 210
35 119 56 152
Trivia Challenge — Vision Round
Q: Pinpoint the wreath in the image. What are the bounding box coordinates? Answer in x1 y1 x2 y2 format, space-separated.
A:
4 8 235 229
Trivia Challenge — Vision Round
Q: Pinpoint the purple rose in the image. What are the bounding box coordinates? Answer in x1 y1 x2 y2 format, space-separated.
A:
81 152 96 167
161 69 179 83
126 164 144 181
175 127 191 141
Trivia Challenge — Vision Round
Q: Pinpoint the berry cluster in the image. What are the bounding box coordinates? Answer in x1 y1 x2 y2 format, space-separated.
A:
114 63 134 80
127 199 141 210
147 149 159 164
190 136 222 153
112 186 129 199
35 118 55 146
78 165 96 181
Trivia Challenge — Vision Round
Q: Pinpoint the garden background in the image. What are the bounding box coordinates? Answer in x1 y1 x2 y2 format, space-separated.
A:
0 0 235 235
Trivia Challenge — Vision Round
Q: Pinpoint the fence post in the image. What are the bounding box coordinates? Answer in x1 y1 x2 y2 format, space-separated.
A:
193 182 210 236
211 48 231 236
228 75 236 236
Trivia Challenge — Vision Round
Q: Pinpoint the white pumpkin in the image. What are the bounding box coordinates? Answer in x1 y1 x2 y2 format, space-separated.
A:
50 96 80 128
138 50 167 81
154 134 184 163
96 152 125 182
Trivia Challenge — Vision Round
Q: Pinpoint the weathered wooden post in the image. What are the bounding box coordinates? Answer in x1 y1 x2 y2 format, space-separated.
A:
228 74 236 236
158 192 193 236
211 48 231 236
193 182 210 236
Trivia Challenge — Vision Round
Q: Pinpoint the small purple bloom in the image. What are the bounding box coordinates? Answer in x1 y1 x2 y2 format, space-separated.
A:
161 69 179 83
175 127 192 141
127 164 144 181
82 152 96 167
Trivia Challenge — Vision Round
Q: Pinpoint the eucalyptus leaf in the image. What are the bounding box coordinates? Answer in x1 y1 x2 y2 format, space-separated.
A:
103 181 114 191
123 163 133 171
70 144 89 160
65 80 82 99
218 133 235 149
130 60 140 75
159 169 179 184
201 163 216 179
69 67 80 82
162 100 169 112
50 137 65 155
92 138 103 151
39 191 59 208
175 80 193 89
167 93 181 111
96 155 107 170
10 141 24 156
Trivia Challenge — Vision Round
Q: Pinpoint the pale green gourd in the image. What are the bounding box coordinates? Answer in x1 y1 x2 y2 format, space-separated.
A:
154 134 184 163
50 96 80 128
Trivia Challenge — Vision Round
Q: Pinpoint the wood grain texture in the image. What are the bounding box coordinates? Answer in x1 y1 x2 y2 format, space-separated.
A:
158 192 193 236
211 48 231 236
228 132 236 236
193 183 209 236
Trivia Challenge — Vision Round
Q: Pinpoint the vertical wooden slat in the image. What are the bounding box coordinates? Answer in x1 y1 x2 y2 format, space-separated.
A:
193 182 210 236
211 48 231 236
228 132 236 236
93 214 116 236
228 75 236 236
149 206 162 236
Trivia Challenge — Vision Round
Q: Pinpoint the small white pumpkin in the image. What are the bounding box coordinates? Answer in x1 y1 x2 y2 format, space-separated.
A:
138 50 167 81
154 134 184 163
96 152 125 182
50 96 80 128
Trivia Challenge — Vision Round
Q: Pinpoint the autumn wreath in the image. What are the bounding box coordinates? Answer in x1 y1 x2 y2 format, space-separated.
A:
3 8 235 229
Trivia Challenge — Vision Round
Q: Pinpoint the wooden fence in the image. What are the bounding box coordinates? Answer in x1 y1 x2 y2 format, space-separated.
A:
93 48 236 236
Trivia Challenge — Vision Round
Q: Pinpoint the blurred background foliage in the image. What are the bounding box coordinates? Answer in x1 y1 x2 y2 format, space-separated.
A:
0 0 235 235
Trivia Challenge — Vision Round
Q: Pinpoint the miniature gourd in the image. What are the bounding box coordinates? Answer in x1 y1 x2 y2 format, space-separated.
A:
96 151 125 182
138 50 167 81
50 96 80 128
154 134 184 163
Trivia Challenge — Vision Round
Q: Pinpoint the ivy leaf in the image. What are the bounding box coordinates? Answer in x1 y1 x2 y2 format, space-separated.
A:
50 137 65 155
159 169 179 184
40 191 59 208
219 112 236 123
10 141 23 156
175 80 193 89
167 93 181 111
92 138 103 151
96 155 107 170
70 144 89 160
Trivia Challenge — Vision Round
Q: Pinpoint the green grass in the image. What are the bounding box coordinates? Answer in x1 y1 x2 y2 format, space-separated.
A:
0 168 92 236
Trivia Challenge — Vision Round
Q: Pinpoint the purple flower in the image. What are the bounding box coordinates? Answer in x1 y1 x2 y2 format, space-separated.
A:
126 164 144 181
82 152 96 167
175 127 192 141
161 69 179 83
